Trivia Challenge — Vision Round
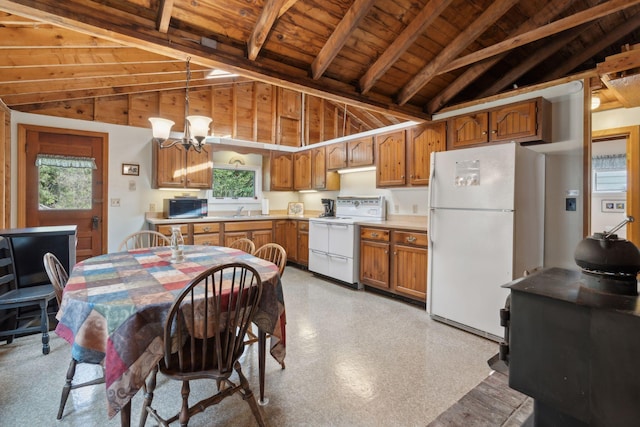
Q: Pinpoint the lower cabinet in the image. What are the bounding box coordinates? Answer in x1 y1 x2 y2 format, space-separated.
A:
297 220 309 267
360 226 427 302
274 219 298 262
192 222 220 246
224 221 273 248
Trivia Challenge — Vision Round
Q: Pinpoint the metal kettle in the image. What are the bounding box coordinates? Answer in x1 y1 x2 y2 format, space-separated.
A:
574 216 640 276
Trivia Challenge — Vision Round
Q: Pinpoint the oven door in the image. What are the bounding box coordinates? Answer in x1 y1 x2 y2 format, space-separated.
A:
327 223 353 257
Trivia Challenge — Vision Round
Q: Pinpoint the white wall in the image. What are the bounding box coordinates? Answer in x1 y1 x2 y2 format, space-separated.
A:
593 106 640 131
590 139 627 238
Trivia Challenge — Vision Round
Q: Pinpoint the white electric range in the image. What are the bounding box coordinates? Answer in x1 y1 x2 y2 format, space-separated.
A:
308 196 386 288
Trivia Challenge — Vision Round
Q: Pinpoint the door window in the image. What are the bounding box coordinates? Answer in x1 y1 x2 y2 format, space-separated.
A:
36 154 95 210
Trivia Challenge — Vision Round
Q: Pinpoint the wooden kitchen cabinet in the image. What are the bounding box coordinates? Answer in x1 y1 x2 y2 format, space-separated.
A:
270 152 294 190
375 130 406 187
392 230 428 301
347 136 374 167
327 143 347 170
152 143 213 189
448 97 551 149
311 146 339 191
359 226 428 302
359 227 390 290
192 222 220 246
297 220 309 267
154 224 190 243
408 121 446 186
274 219 298 262
224 220 273 248
294 151 312 190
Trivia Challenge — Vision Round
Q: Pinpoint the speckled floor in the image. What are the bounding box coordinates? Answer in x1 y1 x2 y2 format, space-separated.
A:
1 267 500 426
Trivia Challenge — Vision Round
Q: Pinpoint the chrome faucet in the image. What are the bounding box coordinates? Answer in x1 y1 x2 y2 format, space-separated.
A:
235 206 244 216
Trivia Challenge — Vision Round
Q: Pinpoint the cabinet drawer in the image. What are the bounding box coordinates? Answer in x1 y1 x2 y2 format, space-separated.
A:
360 227 389 242
224 220 273 232
193 233 220 246
298 220 309 232
393 231 427 247
193 223 220 234
156 224 188 236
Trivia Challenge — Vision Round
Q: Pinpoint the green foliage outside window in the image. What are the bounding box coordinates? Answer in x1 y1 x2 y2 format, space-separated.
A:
212 168 256 198
39 165 92 209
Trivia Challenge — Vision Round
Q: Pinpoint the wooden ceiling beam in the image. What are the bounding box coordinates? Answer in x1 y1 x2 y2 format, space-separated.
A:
247 0 287 61
0 61 208 83
0 25 122 47
543 12 640 81
425 0 574 114
397 0 519 105
358 0 453 94
0 0 430 121
479 25 587 98
277 0 298 18
0 47 176 67
311 0 376 80
438 0 640 76
156 0 174 34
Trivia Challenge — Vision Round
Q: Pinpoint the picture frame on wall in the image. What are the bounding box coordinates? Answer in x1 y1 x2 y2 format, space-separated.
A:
601 200 625 213
122 163 139 176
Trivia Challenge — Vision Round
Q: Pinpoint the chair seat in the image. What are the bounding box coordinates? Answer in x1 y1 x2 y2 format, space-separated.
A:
0 284 56 307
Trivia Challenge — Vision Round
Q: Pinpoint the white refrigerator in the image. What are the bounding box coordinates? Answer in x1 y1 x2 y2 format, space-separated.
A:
427 142 545 340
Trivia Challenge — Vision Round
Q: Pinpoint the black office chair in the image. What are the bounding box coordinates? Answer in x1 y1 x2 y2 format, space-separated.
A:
0 236 57 355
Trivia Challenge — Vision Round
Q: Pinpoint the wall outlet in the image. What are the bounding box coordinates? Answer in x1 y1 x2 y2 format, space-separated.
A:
128 180 136 191
111 198 120 207
149 203 156 212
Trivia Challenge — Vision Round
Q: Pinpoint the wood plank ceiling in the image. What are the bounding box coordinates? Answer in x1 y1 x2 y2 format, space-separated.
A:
0 0 639 132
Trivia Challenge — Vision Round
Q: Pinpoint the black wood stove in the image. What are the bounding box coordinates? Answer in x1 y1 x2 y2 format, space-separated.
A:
500 218 640 427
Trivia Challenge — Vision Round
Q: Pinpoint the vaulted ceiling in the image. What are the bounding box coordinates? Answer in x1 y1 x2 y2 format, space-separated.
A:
1 0 639 128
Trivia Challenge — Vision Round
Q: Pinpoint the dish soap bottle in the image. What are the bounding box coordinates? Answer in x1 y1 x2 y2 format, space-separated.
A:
170 226 185 263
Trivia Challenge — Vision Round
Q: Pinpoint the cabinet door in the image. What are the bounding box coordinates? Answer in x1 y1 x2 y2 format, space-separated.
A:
294 151 312 190
311 146 326 189
448 112 489 149
327 143 347 170
193 233 220 246
185 144 213 188
359 240 390 289
153 144 186 188
297 221 309 266
393 244 427 301
270 152 293 190
490 100 537 142
252 229 273 249
347 137 374 167
408 122 446 186
375 130 406 187
274 220 297 261
224 231 250 247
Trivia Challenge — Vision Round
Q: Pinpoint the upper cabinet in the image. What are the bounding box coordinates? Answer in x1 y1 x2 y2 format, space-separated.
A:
311 146 339 191
293 150 312 190
347 137 374 167
270 152 294 191
408 121 446 186
448 97 551 150
152 143 213 189
327 143 347 170
375 130 406 187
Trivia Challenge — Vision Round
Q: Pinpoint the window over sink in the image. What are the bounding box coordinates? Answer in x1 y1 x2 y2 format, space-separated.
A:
208 163 262 203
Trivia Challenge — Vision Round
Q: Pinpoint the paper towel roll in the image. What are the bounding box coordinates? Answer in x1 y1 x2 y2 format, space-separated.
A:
261 198 269 215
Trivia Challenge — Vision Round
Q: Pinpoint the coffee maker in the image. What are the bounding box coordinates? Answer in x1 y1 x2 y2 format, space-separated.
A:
320 198 335 217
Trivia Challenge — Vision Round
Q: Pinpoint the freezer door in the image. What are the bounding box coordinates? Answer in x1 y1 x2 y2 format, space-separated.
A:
430 143 516 210
428 208 513 338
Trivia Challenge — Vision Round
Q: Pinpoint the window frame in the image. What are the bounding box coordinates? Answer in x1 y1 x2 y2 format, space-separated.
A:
207 163 263 204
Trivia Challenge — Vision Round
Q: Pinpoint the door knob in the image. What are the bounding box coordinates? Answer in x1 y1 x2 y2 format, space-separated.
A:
91 215 100 230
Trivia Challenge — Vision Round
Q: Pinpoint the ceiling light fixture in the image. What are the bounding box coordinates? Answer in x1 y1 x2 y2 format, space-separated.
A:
206 69 238 79
591 94 601 110
148 57 212 152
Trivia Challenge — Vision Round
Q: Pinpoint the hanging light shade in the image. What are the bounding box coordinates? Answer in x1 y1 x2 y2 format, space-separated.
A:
148 58 212 152
591 94 601 110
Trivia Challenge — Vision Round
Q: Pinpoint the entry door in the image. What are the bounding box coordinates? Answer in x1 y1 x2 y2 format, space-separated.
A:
19 125 108 261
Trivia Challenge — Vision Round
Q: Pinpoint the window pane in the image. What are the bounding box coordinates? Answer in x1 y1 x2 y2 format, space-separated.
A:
212 168 256 198
39 164 92 210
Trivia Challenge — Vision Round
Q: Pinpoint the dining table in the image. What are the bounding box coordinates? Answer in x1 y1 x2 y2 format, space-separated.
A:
54 245 286 425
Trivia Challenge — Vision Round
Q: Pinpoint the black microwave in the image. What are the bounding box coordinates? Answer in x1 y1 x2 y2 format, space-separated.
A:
164 198 208 219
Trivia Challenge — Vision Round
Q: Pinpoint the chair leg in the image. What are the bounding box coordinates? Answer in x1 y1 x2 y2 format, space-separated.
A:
179 381 190 427
40 300 50 355
58 358 78 419
139 366 158 427
235 361 267 427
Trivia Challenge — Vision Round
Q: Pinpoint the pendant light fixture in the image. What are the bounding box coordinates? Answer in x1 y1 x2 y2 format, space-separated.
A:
148 57 212 152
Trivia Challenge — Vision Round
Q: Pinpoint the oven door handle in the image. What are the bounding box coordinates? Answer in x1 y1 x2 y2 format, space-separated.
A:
328 254 348 262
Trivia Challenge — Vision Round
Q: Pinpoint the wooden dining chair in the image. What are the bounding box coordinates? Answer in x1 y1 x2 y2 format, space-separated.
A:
0 236 57 355
118 230 171 251
139 262 266 427
228 237 256 254
42 252 105 420
245 243 287 347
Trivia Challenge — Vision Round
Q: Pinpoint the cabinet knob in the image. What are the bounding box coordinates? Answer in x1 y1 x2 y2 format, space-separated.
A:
491 130 497 134
204 227 211 232
482 131 487 135
371 232 379 238
401 175 405 179
407 236 417 243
